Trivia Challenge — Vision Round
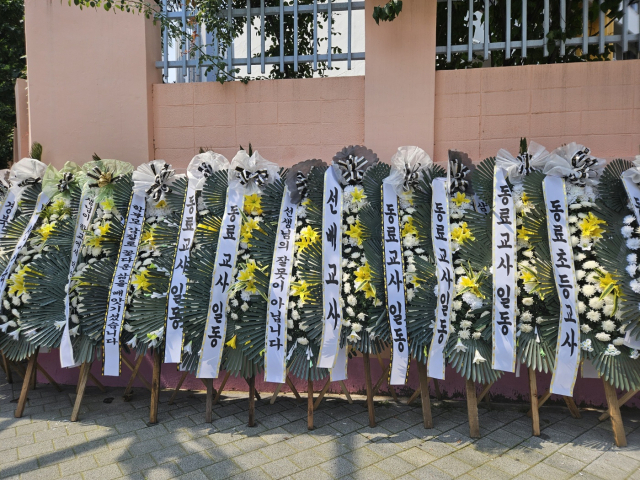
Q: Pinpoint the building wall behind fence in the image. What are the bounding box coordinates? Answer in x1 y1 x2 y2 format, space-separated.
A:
154 59 640 167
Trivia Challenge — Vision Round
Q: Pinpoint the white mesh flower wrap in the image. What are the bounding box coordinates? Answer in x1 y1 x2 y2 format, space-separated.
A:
621 155 640 184
133 160 178 202
496 141 550 183
187 151 230 190
41 162 81 199
543 142 605 186
229 150 279 195
384 146 432 197
9 158 47 196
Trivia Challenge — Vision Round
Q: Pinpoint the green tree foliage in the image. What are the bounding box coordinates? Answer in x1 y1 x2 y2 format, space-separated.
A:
0 0 26 169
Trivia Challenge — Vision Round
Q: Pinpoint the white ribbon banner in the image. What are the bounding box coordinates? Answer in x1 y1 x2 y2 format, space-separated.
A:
544 175 580 396
318 167 345 372
0 192 50 295
103 193 146 376
428 177 453 380
382 180 409 385
622 176 640 225
264 188 298 384
0 191 18 238
164 185 197 364
60 193 96 368
197 187 244 378
491 167 517 372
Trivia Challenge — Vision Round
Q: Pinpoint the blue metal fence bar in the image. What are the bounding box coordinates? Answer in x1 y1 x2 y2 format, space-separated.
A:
313 0 318 70
327 0 332 69
246 0 251 74
294 0 299 72
163 2 362 18
467 0 473 61
260 0 265 74
484 0 489 59
348 0 352 70
160 52 365 69
582 0 588 54
522 0 527 58
506 0 511 59
280 0 284 72
543 0 549 56
560 0 566 56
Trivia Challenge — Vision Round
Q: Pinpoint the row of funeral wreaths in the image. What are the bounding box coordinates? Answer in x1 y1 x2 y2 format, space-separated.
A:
1 141 640 399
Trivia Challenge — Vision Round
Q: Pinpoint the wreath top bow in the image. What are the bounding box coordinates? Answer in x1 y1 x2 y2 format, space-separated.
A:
286 158 326 204
10 157 47 194
188 151 230 190
385 146 432 196
543 143 605 187
622 155 640 185
229 150 279 195
448 151 472 195
331 145 379 187
41 162 82 199
496 141 550 183
133 160 180 203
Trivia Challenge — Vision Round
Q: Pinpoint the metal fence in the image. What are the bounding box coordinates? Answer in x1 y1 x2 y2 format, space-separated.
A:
436 0 640 62
156 0 365 82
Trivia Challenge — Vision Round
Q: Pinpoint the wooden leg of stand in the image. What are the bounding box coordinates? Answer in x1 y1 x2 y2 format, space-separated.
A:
36 363 63 392
169 371 189 405
564 396 581 419
466 378 480 439
372 364 390 396
417 362 433 429
599 389 639 421
248 376 256 427
339 381 353 404
376 353 398 401
433 378 443 401
313 378 332 409
30 350 38 390
122 355 152 391
14 353 38 418
602 378 627 447
363 353 376 427
88 373 106 393
71 362 91 422
2 353 12 383
407 389 420 405
307 379 314 431
528 367 540 437
270 383 284 404
476 383 493 405
149 351 162 424
527 388 551 417
286 376 302 402
205 379 214 423
213 371 230 405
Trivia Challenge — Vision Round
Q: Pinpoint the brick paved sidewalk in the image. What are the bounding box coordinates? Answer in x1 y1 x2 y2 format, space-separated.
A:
1 370 639 480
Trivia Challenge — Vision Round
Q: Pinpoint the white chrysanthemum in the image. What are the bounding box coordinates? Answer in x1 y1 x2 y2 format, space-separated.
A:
626 264 637 277
603 304 614 317
627 253 638 264
458 329 471 340
520 324 534 333
627 238 640 250
601 320 616 332
580 324 592 333
575 253 587 262
536 316 544 324
343 283 351 294
586 310 601 322
581 284 596 297
241 291 251 301
407 289 415 302
347 295 357 306
352 323 362 333
241 303 249 312
624 215 635 225
522 297 534 306
613 337 625 346
231 313 238 320
621 226 634 238
346 306 355 317
631 279 640 294
291 310 300 320
582 261 599 270
460 320 472 329
231 299 239 307
297 337 309 345
452 300 463 311
595 332 611 342
577 301 586 314
454 266 465 275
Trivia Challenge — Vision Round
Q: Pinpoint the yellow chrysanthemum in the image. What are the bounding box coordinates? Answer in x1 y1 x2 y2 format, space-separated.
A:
459 276 482 297
452 192 470 207
8 265 31 297
578 212 606 239
238 260 257 283
226 335 237 349
295 226 319 253
85 222 111 248
346 220 364 246
100 197 115 212
401 217 418 238
244 194 263 215
351 187 366 203
140 225 156 248
291 281 311 304
451 222 474 244
37 222 56 242
131 270 151 292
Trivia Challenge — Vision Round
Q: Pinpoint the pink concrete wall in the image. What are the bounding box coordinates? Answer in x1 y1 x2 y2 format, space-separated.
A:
24 0 161 167
433 59 640 163
153 77 365 168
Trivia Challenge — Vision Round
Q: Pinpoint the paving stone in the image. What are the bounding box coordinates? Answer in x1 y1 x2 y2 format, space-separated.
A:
82 463 123 480
142 462 184 480
375 455 416 476
232 450 271 471
260 458 300 479
467 464 514 480
175 452 216 473
526 462 573 480
117 452 158 474
410 464 453 480
319 456 360 477
19 464 62 480
542 452 587 474
201 459 243 479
